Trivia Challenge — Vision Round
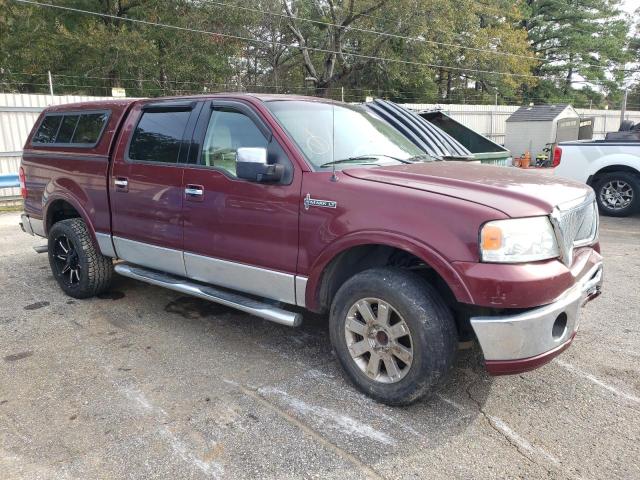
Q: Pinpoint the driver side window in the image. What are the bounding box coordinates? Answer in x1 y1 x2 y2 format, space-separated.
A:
201 108 268 177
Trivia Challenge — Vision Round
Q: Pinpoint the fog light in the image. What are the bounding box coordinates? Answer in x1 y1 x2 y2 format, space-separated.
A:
552 313 568 339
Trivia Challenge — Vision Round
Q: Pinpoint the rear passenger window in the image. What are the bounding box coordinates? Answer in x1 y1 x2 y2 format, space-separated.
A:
32 111 109 146
32 115 62 143
56 115 79 143
72 113 109 144
128 110 191 163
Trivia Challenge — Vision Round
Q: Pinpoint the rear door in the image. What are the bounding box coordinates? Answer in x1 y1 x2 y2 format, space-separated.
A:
109 100 201 276
181 99 301 304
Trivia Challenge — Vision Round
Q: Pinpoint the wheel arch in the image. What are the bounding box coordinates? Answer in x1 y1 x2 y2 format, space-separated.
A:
304 231 473 313
43 195 99 248
587 162 640 186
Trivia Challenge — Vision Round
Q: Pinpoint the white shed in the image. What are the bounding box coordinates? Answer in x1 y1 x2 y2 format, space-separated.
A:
504 104 580 158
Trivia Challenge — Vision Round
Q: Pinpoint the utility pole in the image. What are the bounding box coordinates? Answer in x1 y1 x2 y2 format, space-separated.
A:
620 88 628 127
47 70 54 100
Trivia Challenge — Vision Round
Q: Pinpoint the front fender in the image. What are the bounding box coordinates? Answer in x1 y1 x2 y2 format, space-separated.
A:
304 230 474 311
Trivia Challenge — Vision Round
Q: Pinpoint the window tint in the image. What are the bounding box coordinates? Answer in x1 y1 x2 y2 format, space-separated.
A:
32 115 62 143
56 115 79 143
32 111 109 145
72 113 109 144
129 110 191 163
201 108 268 176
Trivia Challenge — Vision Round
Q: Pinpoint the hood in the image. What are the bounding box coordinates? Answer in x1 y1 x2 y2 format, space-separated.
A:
343 162 591 218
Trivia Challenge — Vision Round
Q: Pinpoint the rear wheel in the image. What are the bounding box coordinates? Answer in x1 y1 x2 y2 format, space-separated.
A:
329 267 457 405
594 172 640 217
48 218 113 298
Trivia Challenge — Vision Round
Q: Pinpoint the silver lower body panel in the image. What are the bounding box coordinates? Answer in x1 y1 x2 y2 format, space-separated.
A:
184 252 296 305
113 236 186 277
95 232 116 257
109 235 304 307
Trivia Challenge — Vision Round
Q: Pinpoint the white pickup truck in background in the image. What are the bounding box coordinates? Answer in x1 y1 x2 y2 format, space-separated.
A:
552 130 640 217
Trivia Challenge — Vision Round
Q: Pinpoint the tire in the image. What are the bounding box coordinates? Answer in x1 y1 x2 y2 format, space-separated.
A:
593 172 640 217
48 218 113 298
329 267 458 406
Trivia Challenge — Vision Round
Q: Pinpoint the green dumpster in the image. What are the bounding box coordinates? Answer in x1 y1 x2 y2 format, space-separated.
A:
418 110 512 166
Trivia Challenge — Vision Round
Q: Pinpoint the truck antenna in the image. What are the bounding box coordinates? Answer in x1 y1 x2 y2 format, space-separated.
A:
331 102 338 182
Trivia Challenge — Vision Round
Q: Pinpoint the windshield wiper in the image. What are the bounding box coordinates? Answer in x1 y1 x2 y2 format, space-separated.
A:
320 154 412 168
406 153 438 162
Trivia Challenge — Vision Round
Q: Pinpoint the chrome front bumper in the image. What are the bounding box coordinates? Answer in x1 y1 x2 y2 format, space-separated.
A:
471 262 603 364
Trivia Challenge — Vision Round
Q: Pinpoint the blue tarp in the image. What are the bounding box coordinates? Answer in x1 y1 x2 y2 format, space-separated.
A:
0 174 19 188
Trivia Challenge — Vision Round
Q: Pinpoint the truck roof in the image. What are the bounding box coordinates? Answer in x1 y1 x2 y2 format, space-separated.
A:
42 93 337 113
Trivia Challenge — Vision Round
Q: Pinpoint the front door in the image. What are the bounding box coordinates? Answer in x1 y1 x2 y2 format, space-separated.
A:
181 100 301 304
110 100 200 276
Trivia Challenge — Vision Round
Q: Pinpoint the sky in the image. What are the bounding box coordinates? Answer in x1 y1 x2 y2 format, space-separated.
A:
622 0 639 14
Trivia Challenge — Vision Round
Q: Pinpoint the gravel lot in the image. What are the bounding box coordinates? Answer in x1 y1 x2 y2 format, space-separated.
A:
1 211 639 479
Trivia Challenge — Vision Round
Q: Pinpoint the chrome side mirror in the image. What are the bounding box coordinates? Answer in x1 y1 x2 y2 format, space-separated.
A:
236 147 283 182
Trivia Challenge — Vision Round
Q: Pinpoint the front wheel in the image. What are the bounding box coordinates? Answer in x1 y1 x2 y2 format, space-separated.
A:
48 218 113 298
329 267 458 406
594 172 640 217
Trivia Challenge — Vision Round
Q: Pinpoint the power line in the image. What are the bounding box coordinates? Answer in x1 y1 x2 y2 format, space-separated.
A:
205 0 544 62
5 68 634 101
12 0 541 79
3 72 511 98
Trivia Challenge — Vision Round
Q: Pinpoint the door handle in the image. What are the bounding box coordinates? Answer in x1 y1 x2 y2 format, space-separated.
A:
185 185 204 202
185 184 204 199
114 177 128 191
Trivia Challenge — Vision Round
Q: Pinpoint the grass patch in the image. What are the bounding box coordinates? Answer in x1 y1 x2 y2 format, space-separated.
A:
0 204 23 213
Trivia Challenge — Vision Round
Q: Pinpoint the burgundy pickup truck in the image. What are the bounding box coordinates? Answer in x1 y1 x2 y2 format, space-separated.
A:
19 94 603 405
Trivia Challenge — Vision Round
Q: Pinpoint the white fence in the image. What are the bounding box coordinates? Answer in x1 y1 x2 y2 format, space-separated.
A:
2 93 640 198
402 103 640 145
0 93 113 198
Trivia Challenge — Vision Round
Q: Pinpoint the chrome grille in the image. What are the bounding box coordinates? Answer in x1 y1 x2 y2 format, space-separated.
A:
550 194 599 266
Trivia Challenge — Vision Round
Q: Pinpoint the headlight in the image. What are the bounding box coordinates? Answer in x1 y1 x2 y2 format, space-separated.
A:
480 216 559 263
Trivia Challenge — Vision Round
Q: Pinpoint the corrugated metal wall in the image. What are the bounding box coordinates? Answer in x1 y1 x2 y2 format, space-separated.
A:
1 93 639 198
0 93 113 197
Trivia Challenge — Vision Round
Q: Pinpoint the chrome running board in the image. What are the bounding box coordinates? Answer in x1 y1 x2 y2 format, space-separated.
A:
114 263 302 327
33 245 48 253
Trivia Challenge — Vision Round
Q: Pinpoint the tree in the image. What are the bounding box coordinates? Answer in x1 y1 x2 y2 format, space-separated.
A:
522 0 631 92
0 0 635 105
0 0 242 96
282 0 410 97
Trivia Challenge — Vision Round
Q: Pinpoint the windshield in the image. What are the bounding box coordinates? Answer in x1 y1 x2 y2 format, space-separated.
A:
265 100 427 169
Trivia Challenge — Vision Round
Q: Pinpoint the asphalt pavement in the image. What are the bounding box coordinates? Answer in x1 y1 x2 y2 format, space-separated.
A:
0 211 639 479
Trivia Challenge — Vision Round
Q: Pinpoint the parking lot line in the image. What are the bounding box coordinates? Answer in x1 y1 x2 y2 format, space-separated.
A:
450 390 571 475
488 416 561 468
226 379 386 480
258 386 397 446
121 386 224 478
554 359 640 405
